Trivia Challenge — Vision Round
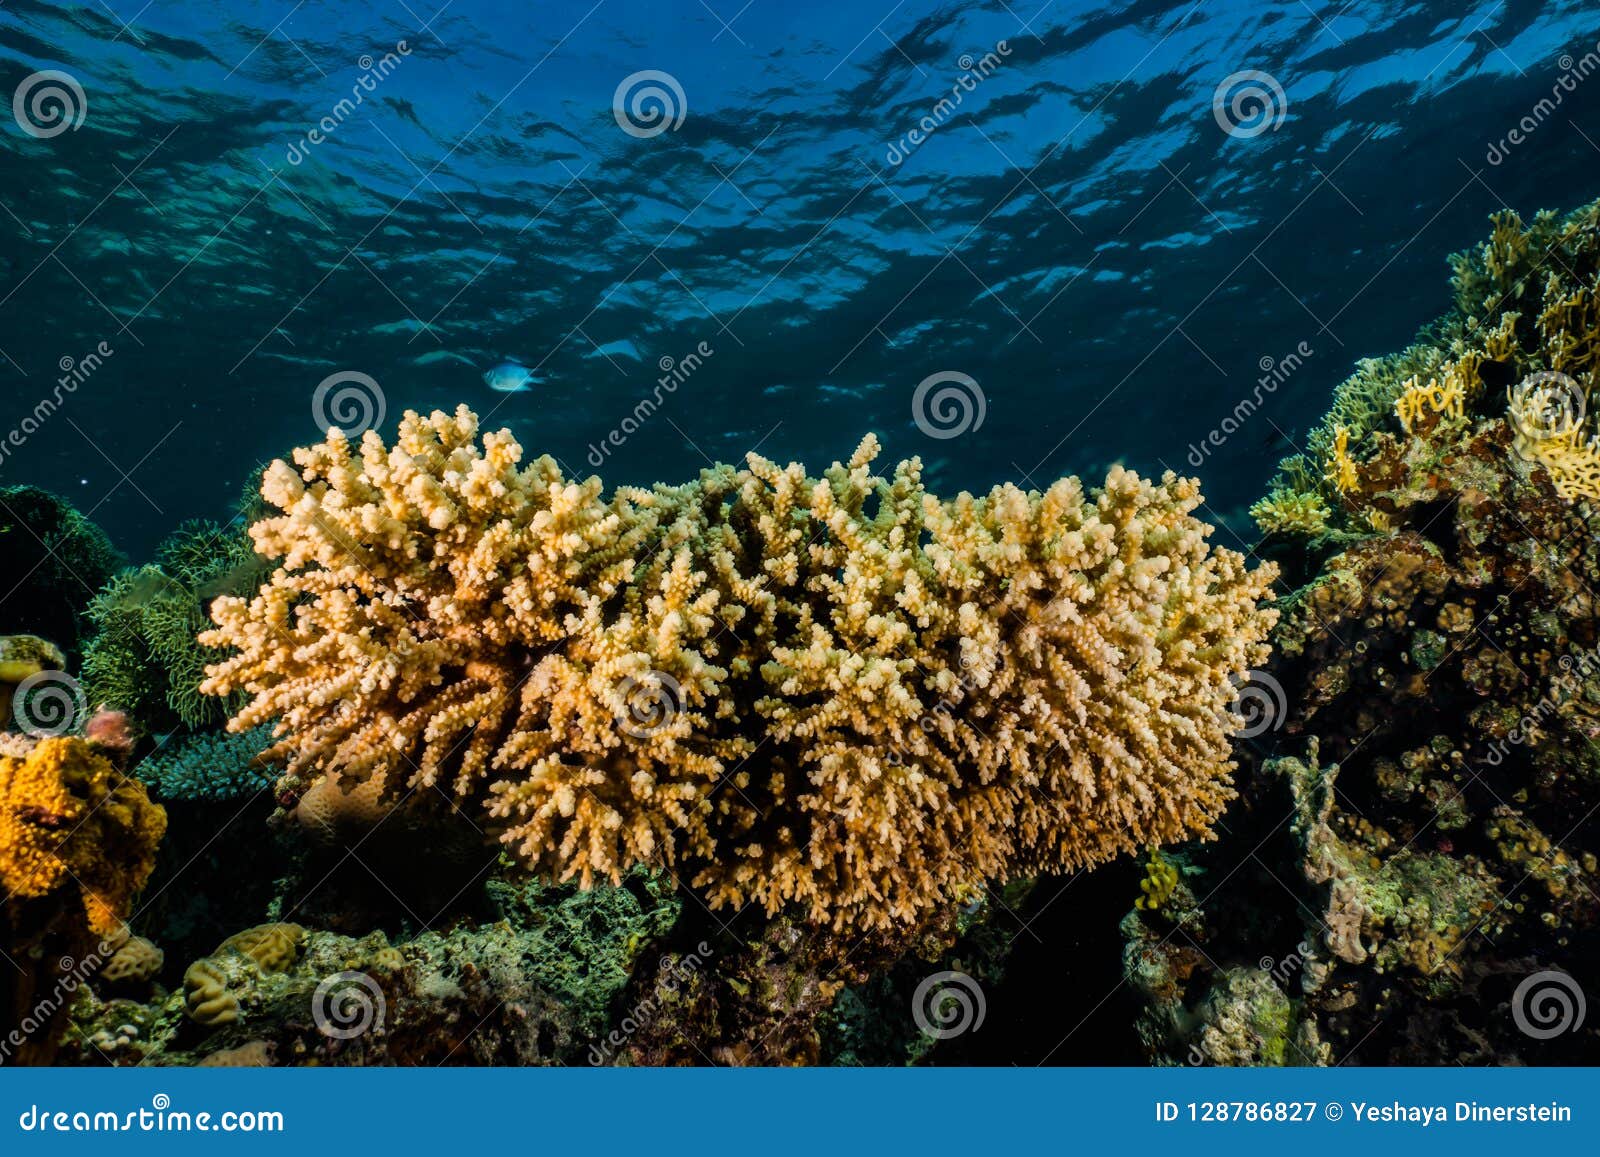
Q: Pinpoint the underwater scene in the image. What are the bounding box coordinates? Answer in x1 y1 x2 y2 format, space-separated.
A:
2 0 1600 1075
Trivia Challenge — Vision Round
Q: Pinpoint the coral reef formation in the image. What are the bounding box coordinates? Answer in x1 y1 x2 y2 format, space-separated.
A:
200 410 1277 932
0 736 166 1063
1129 199 1600 1065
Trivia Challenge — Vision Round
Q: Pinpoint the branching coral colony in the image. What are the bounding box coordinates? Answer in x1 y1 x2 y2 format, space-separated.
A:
200 414 1277 930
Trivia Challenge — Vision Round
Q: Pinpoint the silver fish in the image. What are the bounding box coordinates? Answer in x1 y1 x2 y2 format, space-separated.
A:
483 362 541 393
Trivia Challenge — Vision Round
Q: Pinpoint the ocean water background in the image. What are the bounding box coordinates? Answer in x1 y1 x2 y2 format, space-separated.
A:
2 0 1600 559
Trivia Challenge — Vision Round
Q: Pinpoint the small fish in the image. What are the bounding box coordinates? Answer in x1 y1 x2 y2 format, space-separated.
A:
483 362 541 393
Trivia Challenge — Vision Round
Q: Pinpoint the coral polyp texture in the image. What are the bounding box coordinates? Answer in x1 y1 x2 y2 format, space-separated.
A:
201 408 1277 930
0 736 167 937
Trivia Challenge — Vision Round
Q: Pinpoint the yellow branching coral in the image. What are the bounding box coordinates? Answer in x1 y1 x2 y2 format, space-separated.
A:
1323 426 1360 495
203 407 1279 930
0 737 167 936
1394 373 1466 436
1508 375 1600 501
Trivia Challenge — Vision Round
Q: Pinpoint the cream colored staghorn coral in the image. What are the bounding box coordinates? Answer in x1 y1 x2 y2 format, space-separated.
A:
203 407 1278 930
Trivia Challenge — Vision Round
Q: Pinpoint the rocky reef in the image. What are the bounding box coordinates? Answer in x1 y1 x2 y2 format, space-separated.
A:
1126 199 1600 1066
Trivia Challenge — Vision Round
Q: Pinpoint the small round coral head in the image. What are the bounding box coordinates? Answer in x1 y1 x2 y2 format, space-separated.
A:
483 361 541 393
0 634 66 684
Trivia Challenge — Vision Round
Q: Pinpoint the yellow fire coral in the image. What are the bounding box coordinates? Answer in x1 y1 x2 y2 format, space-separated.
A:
1322 426 1360 495
0 737 167 937
1508 374 1600 501
1394 373 1466 436
203 407 1279 930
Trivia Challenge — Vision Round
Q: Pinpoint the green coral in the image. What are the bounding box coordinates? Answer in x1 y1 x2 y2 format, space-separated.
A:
80 520 265 733
0 485 122 652
1135 851 1180 912
133 726 276 801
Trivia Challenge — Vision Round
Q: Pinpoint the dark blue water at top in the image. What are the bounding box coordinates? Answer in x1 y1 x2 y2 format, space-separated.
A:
2 0 1598 557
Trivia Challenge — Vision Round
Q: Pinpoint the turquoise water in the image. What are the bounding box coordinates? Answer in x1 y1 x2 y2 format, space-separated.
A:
2 0 1599 553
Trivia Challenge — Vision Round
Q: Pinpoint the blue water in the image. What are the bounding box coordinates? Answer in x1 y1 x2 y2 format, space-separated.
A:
2 0 1599 555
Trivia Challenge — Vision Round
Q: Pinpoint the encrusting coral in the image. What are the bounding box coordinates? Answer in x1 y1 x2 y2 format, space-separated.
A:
1 737 167 937
1 736 166 1063
201 409 1278 931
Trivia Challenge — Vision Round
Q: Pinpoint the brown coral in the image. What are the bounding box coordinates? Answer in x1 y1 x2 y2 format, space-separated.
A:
203 410 1278 930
